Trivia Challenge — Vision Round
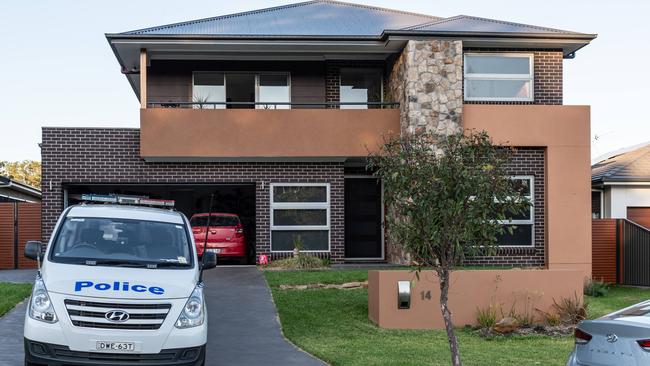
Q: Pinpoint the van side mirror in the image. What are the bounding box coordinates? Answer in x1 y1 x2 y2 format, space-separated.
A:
25 241 44 261
201 252 217 270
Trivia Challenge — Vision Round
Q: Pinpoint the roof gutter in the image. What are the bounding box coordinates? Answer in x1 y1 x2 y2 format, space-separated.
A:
0 177 42 198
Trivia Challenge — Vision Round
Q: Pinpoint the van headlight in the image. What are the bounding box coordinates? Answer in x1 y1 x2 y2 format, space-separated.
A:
29 276 58 323
175 283 204 329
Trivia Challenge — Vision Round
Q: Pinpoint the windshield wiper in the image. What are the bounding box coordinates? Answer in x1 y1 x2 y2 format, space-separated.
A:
154 262 189 268
84 259 149 268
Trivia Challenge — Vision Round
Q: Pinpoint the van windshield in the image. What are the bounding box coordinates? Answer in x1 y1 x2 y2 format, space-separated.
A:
50 217 193 268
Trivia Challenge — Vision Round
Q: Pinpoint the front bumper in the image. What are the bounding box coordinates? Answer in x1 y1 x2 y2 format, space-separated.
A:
25 338 205 366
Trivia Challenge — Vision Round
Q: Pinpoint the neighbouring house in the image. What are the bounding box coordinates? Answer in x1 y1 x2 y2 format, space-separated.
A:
592 143 650 228
40 1 594 273
591 144 650 286
0 176 41 203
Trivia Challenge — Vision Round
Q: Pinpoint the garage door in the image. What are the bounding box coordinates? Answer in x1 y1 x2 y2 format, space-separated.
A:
63 183 256 263
627 207 650 229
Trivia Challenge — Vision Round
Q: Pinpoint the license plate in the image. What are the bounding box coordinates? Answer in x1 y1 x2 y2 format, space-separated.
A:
96 341 136 352
207 248 221 254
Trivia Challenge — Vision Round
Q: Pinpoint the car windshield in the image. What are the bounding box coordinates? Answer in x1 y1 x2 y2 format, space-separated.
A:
50 217 193 268
191 215 239 227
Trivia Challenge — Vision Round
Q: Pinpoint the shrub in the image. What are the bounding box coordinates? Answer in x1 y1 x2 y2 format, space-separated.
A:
476 305 498 329
552 293 588 325
545 312 562 326
267 254 328 270
584 279 610 297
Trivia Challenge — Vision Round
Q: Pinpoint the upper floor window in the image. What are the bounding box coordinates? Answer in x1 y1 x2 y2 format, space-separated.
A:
464 53 533 102
340 68 383 109
192 72 290 109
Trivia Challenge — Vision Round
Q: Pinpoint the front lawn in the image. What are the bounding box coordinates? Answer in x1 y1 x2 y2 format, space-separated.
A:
0 283 32 317
264 270 650 366
587 286 650 318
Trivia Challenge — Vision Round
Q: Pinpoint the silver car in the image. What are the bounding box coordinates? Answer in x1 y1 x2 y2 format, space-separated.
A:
567 300 650 365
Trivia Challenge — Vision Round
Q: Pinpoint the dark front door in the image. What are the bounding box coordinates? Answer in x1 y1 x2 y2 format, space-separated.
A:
345 177 383 259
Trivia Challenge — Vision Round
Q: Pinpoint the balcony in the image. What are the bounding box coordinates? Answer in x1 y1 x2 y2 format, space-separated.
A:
140 102 401 161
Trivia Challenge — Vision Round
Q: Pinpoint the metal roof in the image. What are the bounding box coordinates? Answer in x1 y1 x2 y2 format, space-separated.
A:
0 175 42 200
115 0 590 39
122 1 440 37
402 15 581 35
592 144 650 183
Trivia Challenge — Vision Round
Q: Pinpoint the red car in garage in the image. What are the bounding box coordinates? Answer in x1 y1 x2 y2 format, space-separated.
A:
190 213 246 261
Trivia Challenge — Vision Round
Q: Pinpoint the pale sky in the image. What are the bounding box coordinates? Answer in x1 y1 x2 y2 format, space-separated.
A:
0 0 647 162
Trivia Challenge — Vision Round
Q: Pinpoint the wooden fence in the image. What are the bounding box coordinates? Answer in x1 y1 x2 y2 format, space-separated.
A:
0 202 40 269
592 218 650 286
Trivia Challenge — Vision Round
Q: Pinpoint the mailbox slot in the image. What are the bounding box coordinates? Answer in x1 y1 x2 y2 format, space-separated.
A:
397 280 411 309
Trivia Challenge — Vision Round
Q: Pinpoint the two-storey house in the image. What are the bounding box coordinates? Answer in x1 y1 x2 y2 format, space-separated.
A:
41 1 595 272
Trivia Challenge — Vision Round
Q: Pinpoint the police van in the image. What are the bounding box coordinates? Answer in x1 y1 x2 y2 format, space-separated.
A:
23 195 216 366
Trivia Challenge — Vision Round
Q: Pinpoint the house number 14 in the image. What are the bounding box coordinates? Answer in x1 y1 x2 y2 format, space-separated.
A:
420 291 432 301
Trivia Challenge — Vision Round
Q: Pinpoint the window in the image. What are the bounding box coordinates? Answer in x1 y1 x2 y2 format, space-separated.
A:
464 53 533 102
192 72 290 109
193 72 226 108
270 183 330 252
258 74 290 109
497 176 534 246
340 68 383 109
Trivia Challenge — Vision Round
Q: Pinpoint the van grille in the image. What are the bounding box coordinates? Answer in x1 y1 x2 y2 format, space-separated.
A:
64 299 172 330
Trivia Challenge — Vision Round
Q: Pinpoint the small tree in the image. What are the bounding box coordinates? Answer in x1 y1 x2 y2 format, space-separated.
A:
368 130 529 366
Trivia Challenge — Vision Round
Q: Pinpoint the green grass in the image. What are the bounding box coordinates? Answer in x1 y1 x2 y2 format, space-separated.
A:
263 269 369 288
586 286 650 319
263 266 514 288
264 270 650 366
0 283 32 317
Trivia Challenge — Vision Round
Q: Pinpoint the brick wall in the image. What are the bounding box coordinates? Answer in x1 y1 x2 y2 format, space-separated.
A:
40 128 345 263
463 147 547 267
463 49 563 105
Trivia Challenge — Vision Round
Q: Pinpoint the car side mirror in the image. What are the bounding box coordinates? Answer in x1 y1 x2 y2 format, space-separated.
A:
25 241 44 261
201 251 217 270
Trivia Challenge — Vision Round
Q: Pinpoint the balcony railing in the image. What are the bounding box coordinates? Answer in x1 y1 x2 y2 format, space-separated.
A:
147 102 400 109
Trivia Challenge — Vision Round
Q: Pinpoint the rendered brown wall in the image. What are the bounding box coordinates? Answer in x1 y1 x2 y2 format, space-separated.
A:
369 269 583 329
140 108 400 160
464 104 592 276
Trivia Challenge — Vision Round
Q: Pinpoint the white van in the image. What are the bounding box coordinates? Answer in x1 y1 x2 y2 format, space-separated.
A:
23 202 216 366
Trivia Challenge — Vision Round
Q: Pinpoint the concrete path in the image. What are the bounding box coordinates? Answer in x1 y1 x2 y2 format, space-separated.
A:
0 266 324 366
0 269 37 283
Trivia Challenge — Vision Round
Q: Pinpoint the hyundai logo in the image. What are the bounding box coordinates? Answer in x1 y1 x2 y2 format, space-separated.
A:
606 333 618 343
105 310 130 323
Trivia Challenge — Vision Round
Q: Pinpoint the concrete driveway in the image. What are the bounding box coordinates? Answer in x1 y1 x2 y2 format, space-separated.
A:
0 267 324 366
